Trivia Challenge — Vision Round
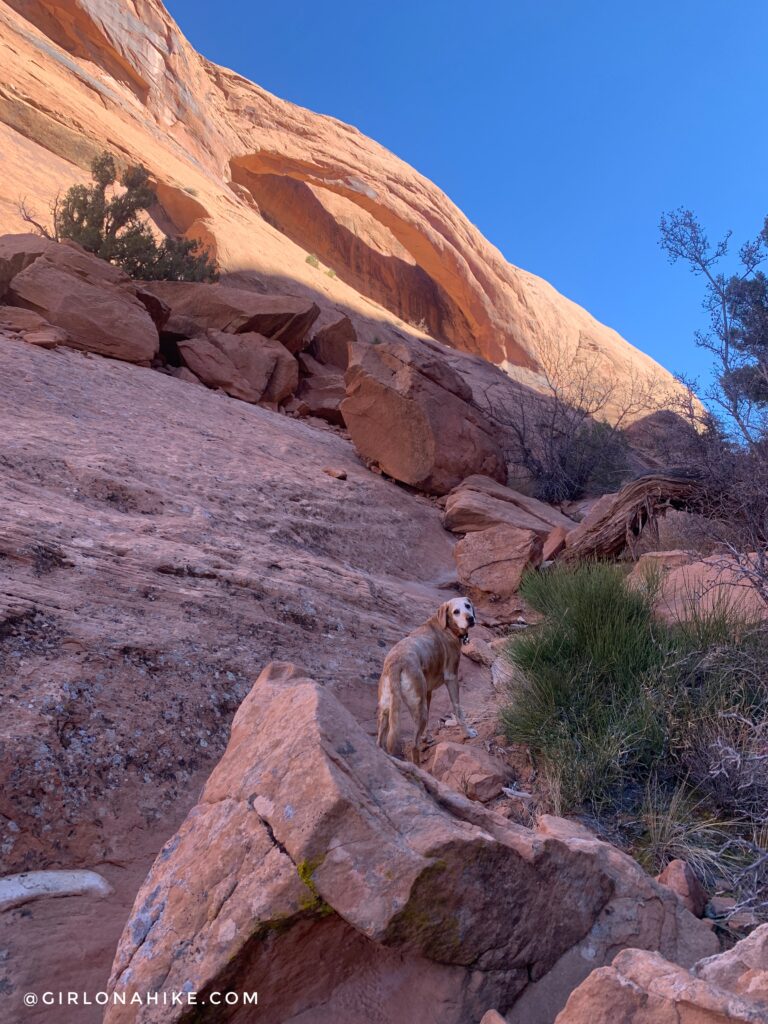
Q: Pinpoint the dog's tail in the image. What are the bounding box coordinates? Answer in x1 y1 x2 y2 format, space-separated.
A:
376 669 403 758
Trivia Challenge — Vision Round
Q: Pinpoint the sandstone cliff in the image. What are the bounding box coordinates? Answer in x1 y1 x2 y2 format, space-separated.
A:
0 0 677 408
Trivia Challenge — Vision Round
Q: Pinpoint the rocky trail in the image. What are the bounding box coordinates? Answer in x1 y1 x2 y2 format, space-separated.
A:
0 334 505 1017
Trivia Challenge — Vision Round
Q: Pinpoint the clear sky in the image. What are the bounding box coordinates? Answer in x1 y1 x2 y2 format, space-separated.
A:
164 0 768 386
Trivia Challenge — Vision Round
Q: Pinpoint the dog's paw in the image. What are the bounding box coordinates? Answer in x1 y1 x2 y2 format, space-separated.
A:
465 727 478 739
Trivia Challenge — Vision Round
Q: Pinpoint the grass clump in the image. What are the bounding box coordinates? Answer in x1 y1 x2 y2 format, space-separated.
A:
501 563 768 920
501 564 667 810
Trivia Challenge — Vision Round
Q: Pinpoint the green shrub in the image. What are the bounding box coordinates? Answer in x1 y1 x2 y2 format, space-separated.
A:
32 152 217 282
500 563 768 916
305 254 320 269
501 564 667 809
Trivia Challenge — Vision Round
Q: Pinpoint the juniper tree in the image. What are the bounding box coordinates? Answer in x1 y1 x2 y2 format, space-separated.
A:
21 152 217 282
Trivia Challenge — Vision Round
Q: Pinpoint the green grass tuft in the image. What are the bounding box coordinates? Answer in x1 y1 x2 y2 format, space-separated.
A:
500 563 768 917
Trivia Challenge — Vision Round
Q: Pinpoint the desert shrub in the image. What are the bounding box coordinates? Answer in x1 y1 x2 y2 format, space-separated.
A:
475 334 656 503
21 152 217 282
501 564 768 918
632 781 740 889
501 564 668 809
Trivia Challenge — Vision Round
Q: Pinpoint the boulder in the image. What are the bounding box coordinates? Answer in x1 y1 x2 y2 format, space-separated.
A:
629 551 768 625
428 741 507 802
0 233 57 297
656 859 707 918
0 306 69 348
341 333 506 494
178 330 298 404
555 929 768 1023
297 351 346 424
444 475 576 536
543 525 570 562
309 314 355 368
507 815 718 1024
695 924 768 1007
106 663 717 1024
454 525 544 599
6 242 159 363
145 281 320 353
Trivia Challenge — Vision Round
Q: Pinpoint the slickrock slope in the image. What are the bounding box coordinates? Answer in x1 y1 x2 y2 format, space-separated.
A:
0 333 492 1018
0 0 680 408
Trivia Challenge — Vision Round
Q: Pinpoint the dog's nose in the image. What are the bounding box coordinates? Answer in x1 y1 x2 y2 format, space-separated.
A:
468 616 475 627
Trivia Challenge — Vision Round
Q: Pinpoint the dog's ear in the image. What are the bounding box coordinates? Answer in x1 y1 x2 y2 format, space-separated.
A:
437 602 451 629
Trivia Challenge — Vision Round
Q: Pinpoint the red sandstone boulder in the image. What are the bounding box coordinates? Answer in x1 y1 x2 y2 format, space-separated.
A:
0 233 57 297
0 306 69 348
443 475 576 536
178 330 297 403
555 930 768 1023
296 351 346 424
6 241 159 363
543 524 570 561
428 741 507 802
145 280 320 353
106 663 717 1024
454 525 544 599
309 314 355 368
657 859 707 918
341 334 506 494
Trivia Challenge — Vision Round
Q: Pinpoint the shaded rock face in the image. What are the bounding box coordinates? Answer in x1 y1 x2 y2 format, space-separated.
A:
107 663 717 1024
341 333 507 494
555 926 768 1023
0 0 685 411
144 281 320 354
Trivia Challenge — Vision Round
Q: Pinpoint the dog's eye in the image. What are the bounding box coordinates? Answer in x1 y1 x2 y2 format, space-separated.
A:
453 609 460 615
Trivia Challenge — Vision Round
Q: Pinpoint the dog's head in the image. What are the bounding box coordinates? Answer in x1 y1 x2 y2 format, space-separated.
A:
437 597 476 641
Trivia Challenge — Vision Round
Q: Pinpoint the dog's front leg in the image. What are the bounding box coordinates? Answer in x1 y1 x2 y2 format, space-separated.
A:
445 675 477 739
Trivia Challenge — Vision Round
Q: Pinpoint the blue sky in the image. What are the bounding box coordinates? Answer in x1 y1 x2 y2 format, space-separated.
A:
165 0 768 386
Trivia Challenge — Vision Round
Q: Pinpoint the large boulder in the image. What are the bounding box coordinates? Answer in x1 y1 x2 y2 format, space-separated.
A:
454 524 544 599
629 551 768 624
0 306 69 348
5 238 159 363
178 330 298 404
341 333 507 494
0 232 57 297
145 280 320 353
106 663 717 1024
555 926 768 1023
443 475 576 536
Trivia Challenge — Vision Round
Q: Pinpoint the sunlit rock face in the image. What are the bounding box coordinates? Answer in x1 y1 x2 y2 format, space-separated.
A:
0 0 681 409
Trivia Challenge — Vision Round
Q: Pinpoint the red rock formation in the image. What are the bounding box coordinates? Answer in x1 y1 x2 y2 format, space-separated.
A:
341 330 507 493
106 663 717 1024
555 928 768 1024
0 0 684 411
